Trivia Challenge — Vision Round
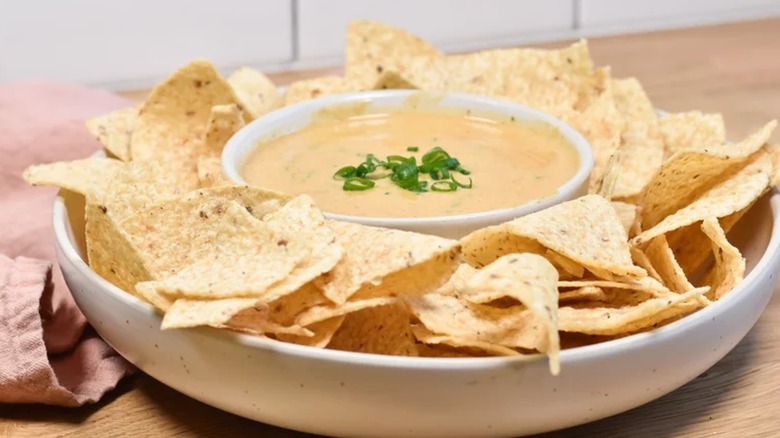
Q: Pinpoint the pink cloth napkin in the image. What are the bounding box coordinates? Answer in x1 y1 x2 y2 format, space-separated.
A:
0 80 136 406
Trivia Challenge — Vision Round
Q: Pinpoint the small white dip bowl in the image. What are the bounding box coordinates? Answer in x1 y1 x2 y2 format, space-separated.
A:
221 90 594 238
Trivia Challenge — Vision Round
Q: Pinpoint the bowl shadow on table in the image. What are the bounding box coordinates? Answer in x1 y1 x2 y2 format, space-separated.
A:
539 316 766 438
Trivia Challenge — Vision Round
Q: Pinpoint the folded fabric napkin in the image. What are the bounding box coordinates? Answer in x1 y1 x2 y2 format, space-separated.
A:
0 80 136 406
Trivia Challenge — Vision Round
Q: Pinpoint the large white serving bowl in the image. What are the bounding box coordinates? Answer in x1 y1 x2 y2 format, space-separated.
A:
54 189 780 438
221 90 594 239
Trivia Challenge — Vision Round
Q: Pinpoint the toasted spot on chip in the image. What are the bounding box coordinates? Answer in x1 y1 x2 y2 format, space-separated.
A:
228 67 281 119
85 106 137 161
660 111 726 158
316 220 460 304
327 302 418 356
462 195 645 280
700 217 745 300
23 158 124 201
634 150 772 246
638 120 775 229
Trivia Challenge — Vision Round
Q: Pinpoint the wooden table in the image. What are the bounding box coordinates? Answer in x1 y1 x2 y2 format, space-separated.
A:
2 18 780 438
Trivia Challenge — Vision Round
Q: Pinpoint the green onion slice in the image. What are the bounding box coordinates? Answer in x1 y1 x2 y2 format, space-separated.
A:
333 166 356 180
431 181 457 192
343 177 375 191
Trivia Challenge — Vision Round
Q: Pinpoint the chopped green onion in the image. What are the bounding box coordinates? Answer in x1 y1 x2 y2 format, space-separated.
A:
334 146 472 193
431 181 457 192
422 146 450 164
343 177 375 191
333 166 356 180
451 172 473 189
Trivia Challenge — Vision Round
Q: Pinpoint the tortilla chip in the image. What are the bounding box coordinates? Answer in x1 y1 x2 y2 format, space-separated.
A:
143 197 333 300
135 281 175 311
557 277 668 293
284 76 358 106
559 69 624 193
345 20 442 88
545 249 586 279
594 150 622 201
103 161 179 222
225 306 312 337
462 195 645 280
408 293 557 371
630 246 663 283
766 143 780 186
197 156 227 188
411 325 520 357
228 67 281 119
85 107 137 161
634 150 772 246
559 286 607 303
131 59 243 190
372 70 419 90
265 282 331 326
638 120 775 228
119 186 290 279
23 158 124 201
700 217 745 300
276 316 346 348
84 203 153 296
644 235 695 293
459 253 560 373
611 77 656 123
558 288 707 335
669 197 758 276
460 253 558 306
434 263 477 297
203 103 245 153
611 201 637 235
296 297 399 327
612 122 665 201
327 302 418 356
316 220 460 304
660 111 726 158
161 297 256 330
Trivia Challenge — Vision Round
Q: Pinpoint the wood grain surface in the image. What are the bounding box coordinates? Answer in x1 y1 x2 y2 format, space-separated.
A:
2 18 779 438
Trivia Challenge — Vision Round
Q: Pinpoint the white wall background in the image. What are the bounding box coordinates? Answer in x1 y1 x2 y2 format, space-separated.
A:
1 0 779 90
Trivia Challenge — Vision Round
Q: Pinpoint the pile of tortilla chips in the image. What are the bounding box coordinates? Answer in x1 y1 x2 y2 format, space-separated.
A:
24 20 778 375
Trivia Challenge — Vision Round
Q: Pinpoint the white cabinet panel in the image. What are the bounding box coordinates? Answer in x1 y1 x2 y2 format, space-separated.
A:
0 1 293 87
580 0 780 29
296 0 575 61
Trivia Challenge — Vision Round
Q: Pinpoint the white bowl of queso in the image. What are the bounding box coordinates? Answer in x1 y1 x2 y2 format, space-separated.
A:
222 90 594 238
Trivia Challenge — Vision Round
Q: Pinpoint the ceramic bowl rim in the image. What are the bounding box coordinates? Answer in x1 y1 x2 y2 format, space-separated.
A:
220 89 595 226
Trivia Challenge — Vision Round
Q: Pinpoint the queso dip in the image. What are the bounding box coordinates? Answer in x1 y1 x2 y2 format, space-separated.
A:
242 111 579 218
